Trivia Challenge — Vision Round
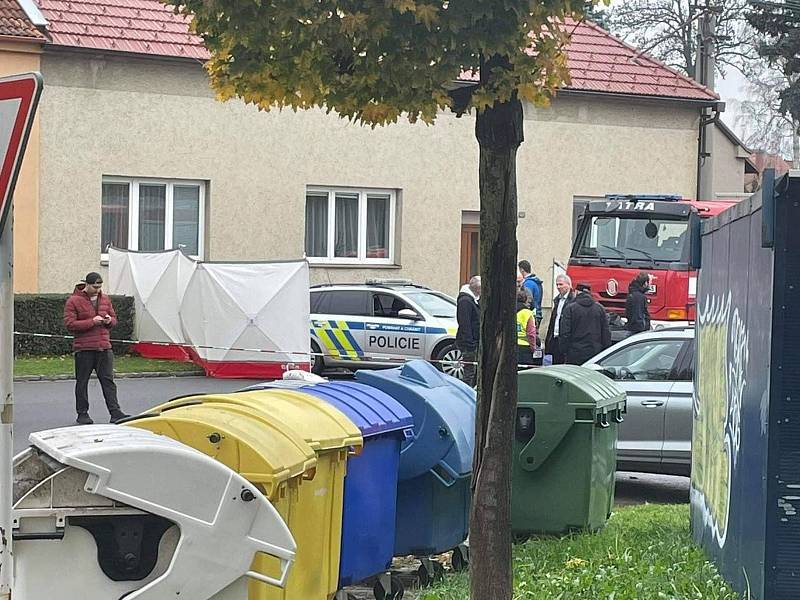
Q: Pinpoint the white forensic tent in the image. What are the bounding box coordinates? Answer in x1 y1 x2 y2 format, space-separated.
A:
181 261 310 378
108 249 310 378
108 248 196 361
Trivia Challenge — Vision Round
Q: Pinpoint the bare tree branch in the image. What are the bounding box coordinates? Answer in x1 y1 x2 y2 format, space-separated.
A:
608 0 757 78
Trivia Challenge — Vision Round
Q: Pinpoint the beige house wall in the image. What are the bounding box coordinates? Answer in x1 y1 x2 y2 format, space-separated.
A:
38 52 699 300
711 124 746 196
1 40 41 292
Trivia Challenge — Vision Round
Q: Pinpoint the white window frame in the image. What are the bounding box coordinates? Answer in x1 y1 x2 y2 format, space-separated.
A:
305 186 397 265
101 176 206 261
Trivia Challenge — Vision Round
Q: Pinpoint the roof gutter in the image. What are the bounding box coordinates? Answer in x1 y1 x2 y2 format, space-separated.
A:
557 87 721 107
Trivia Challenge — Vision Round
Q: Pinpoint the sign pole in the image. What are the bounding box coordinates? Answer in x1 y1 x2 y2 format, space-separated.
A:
0 72 43 600
0 211 11 600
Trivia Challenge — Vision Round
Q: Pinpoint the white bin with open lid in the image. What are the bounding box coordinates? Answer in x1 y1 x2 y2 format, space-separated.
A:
13 425 296 600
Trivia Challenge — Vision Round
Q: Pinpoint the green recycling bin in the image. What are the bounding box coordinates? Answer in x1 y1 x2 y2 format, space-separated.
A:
511 365 626 535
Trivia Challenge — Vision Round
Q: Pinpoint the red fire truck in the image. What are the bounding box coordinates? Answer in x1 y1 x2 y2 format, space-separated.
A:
568 195 737 329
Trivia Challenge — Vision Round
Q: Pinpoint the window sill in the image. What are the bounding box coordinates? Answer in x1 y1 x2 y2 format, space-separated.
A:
309 262 402 269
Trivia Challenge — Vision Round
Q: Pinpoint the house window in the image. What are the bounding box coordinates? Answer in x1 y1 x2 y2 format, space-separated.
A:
101 178 205 259
305 187 396 264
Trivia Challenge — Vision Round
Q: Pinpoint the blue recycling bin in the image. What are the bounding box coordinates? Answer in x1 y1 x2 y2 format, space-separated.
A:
245 379 414 587
356 360 476 557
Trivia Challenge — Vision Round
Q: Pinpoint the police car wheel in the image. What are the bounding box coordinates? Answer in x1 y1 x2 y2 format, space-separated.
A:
310 340 324 375
434 343 464 381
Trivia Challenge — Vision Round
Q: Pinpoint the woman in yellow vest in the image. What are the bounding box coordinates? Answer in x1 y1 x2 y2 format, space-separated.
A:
516 288 538 368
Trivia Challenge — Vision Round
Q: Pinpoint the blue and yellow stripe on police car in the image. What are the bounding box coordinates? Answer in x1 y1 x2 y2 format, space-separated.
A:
310 320 365 361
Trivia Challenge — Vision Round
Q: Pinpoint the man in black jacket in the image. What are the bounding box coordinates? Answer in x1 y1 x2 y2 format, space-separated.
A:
544 274 575 365
560 283 611 365
625 272 652 334
456 276 481 387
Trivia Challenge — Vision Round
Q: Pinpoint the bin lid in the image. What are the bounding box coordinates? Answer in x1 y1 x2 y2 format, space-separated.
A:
289 381 414 439
518 365 626 409
355 360 475 480
27 425 296 596
127 402 317 490
153 390 363 453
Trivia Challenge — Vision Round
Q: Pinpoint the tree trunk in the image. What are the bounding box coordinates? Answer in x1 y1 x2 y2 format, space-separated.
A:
469 94 523 600
793 124 799 169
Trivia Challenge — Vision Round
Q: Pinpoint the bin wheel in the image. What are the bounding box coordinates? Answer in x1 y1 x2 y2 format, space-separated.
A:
373 574 404 600
451 544 470 572
417 558 444 587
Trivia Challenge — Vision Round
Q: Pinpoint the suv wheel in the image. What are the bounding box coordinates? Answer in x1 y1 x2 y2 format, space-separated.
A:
310 340 324 375
434 342 464 380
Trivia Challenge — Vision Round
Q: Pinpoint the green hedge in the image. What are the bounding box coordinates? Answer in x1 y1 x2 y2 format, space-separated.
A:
14 294 135 356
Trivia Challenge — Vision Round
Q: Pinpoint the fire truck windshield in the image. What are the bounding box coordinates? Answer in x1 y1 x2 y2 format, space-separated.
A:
574 215 690 263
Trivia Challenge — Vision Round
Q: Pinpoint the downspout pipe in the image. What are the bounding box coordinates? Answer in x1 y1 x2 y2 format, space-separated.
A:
697 101 726 200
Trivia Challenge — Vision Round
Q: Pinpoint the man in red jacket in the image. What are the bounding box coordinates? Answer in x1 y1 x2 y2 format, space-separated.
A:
63 272 129 424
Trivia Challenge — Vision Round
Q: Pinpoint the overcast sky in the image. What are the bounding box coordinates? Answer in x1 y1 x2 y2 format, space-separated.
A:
604 0 748 137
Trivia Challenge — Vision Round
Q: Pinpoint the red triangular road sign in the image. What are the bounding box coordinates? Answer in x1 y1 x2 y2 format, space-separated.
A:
0 72 42 238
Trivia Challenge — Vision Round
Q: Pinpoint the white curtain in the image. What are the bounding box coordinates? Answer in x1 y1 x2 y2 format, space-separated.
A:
139 184 166 251
366 194 389 258
334 193 359 258
101 183 130 251
305 193 328 257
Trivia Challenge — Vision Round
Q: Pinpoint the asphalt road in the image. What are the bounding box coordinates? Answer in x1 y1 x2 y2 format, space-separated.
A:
11 375 690 505
12 375 264 453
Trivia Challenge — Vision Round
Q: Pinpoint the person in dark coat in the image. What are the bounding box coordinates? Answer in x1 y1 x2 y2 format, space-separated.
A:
559 283 611 365
544 274 575 365
625 272 652 334
456 275 481 387
63 272 129 425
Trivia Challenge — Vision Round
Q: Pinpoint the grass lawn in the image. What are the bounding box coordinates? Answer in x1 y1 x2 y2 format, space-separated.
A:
14 355 202 377
422 504 739 600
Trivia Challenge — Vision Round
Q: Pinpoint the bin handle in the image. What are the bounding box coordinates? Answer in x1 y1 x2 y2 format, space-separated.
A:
430 460 459 487
246 556 293 588
596 413 609 429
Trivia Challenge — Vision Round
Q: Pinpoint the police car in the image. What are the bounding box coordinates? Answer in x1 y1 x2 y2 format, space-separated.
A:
309 280 464 378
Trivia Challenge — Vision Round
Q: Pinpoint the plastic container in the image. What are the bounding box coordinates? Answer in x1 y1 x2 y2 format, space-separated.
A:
355 360 476 556
512 365 626 534
13 425 295 600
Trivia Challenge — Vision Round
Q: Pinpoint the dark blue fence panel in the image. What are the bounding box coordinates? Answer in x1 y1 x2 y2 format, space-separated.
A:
693 172 800 599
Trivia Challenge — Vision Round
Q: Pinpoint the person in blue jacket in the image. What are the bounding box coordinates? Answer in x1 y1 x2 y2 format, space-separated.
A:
518 260 543 326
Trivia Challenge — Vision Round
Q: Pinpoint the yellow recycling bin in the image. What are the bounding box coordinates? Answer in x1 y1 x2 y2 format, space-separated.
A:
136 390 363 600
124 402 317 596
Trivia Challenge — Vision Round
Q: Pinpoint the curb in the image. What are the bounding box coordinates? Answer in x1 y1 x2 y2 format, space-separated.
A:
15 370 204 383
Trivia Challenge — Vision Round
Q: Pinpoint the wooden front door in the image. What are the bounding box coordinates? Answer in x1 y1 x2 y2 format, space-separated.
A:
460 224 480 286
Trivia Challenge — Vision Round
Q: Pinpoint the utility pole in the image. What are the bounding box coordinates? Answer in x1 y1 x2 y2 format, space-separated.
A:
695 0 718 200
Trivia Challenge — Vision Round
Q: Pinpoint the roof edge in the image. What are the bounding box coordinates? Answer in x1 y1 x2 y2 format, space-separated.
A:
558 87 721 106
715 117 753 154
42 42 208 64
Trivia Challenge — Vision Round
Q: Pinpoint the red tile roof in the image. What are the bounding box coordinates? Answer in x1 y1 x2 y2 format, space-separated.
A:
34 2 717 102
37 0 208 60
0 0 45 40
562 19 717 101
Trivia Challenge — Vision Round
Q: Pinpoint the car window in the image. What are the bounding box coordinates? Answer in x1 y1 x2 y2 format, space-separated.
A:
315 290 370 316
599 339 686 381
310 291 325 313
373 293 412 318
310 291 329 314
404 291 457 319
674 339 695 381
